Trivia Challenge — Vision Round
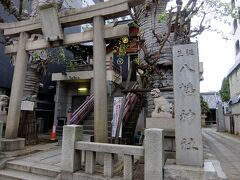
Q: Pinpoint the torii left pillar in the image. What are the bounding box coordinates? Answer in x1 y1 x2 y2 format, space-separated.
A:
2 32 28 151
93 16 108 143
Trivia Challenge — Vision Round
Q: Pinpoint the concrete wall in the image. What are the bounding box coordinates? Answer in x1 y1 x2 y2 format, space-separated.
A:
224 116 230 133
54 82 68 124
224 114 240 135
235 115 240 135
229 70 240 97
54 81 91 123
231 103 240 135
66 82 90 110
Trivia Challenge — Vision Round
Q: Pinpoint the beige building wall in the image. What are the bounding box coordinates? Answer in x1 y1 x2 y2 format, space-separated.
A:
225 0 240 136
229 69 240 97
224 116 230 133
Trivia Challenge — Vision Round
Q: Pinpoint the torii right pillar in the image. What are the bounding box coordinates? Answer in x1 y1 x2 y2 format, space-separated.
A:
173 43 203 166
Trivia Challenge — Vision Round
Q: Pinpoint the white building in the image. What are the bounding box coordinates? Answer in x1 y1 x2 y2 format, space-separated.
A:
225 0 240 135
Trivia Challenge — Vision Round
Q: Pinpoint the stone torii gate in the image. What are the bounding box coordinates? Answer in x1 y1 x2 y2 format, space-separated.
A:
0 0 143 150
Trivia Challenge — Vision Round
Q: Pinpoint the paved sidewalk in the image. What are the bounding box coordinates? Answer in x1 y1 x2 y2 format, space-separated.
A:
15 146 61 168
1 142 59 158
203 128 240 180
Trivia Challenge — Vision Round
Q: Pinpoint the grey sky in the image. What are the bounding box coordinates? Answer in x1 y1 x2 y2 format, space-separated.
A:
198 31 234 92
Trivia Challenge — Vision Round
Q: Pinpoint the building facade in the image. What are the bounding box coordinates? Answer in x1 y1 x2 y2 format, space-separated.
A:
201 92 222 126
224 0 240 135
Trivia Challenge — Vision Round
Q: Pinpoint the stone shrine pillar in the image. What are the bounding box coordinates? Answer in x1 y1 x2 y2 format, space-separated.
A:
93 16 108 143
173 43 203 166
5 32 29 139
216 103 225 132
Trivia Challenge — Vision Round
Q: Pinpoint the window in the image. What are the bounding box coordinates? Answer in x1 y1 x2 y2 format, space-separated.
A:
238 9 240 23
232 0 235 9
234 19 238 33
235 40 240 55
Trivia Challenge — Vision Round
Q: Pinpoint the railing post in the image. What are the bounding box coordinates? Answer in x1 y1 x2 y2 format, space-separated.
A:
104 153 114 177
0 121 3 150
144 128 164 180
61 125 83 174
85 151 96 174
124 155 133 180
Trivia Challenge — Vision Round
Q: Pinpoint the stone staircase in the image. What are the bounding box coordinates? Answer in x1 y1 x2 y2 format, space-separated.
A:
122 97 143 144
0 159 60 180
0 147 61 180
81 96 113 138
81 94 143 144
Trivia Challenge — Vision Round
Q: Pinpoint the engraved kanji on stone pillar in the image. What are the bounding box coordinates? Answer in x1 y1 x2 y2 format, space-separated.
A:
173 43 203 166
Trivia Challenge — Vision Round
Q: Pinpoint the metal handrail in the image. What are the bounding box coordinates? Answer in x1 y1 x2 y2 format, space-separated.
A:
70 94 94 125
70 83 139 128
122 83 139 126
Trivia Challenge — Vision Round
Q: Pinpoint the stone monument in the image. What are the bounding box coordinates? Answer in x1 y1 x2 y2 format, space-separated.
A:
163 43 224 180
216 102 225 132
173 43 203 167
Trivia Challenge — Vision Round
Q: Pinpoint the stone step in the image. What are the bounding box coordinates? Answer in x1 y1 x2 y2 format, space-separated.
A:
82 120 94 125
83 125 112 131
0 168 56 180
6 160 60 178
83 120 112 125
83 125 94 131
83 130 94 135
83 129 112 136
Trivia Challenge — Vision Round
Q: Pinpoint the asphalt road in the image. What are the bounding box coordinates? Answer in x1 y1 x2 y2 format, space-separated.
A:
203 128 240 180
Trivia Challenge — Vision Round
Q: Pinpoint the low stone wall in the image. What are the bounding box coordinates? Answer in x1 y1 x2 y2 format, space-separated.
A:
146 118 176 159
60 125 164 180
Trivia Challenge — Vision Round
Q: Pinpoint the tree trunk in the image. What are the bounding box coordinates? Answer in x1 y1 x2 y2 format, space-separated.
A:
135 0 174 117
18 66 41 145
136 0 171 65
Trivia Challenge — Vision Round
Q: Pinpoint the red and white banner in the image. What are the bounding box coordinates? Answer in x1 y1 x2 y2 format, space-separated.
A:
111 97 123 137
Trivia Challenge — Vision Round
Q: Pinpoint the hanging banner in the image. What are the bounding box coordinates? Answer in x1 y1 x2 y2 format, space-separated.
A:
111 97 123 137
